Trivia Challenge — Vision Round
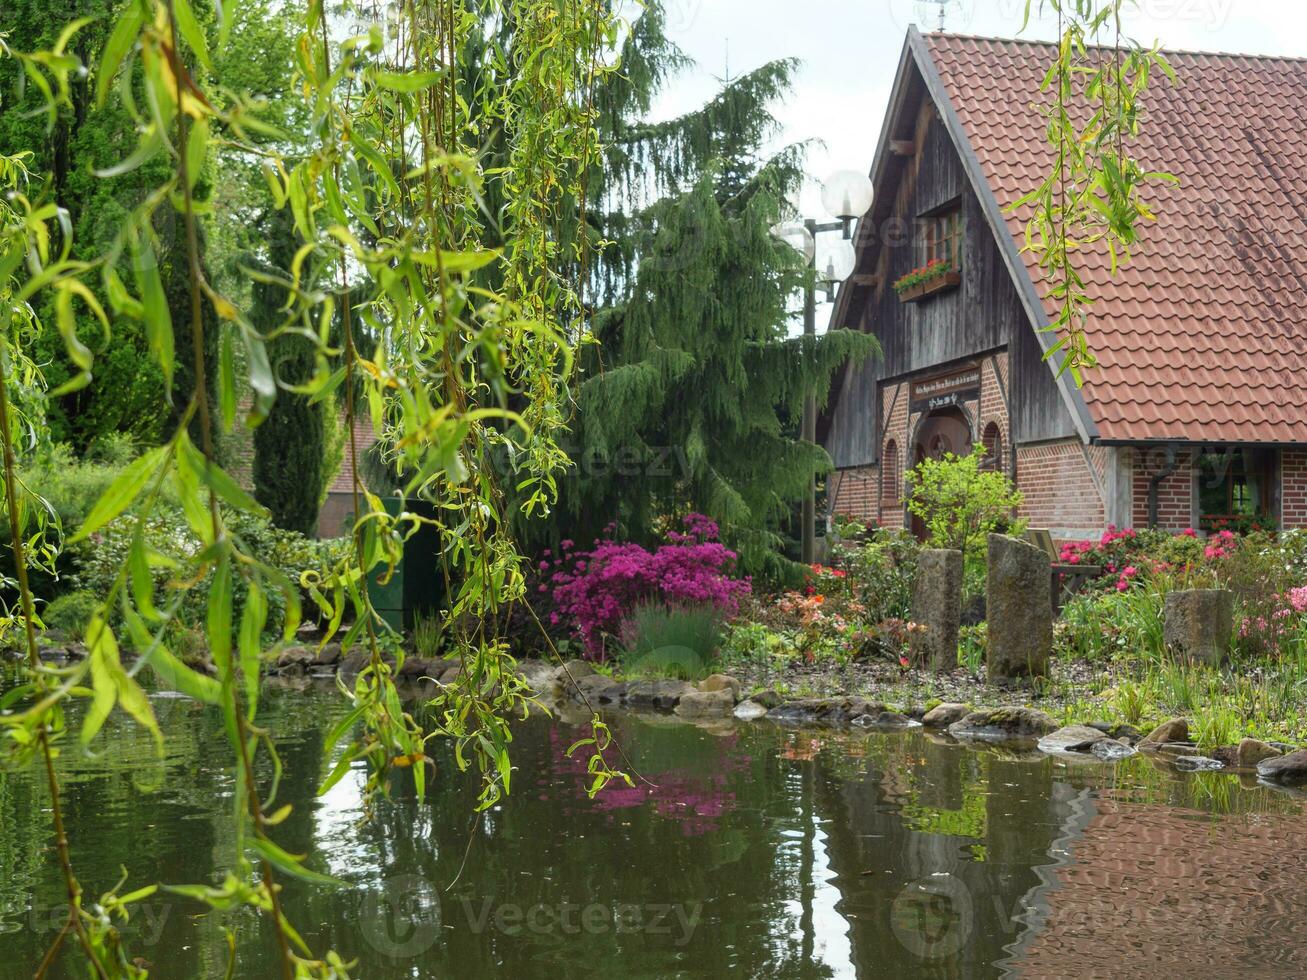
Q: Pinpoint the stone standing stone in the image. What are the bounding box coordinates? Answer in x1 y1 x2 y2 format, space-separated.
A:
985 534 1052 681
1163 589 1235 666
910 549 964 672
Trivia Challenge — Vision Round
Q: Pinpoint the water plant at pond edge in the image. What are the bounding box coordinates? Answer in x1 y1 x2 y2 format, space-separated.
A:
0 0 625 974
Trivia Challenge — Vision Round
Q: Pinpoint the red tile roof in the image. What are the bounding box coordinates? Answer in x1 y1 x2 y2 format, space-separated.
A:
924 33 1307 444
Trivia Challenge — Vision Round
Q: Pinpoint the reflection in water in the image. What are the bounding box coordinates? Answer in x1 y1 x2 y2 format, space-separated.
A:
0 680 1304 978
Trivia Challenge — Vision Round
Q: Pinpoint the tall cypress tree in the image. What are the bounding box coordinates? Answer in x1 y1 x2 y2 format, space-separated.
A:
250 208 324 535
536 4 879 578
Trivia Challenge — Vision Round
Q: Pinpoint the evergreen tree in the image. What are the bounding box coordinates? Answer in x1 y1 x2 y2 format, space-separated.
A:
536 5 879 578
250 208 324 535
222 0 332 533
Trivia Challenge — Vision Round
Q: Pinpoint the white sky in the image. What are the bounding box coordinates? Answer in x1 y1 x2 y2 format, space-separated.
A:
647 0 1307 322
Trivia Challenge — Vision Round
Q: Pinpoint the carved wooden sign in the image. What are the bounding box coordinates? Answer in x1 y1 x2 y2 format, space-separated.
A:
910 365 981 414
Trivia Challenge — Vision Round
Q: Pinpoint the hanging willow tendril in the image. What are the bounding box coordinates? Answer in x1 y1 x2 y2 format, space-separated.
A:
1012 0 1176 384
3 0 626 974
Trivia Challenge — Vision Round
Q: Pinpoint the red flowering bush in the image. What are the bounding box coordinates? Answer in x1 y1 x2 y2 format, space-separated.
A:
1057 525 1222 591
543 515 751 658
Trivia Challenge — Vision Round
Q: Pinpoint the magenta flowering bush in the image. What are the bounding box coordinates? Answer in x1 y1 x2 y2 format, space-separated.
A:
542 514 751 657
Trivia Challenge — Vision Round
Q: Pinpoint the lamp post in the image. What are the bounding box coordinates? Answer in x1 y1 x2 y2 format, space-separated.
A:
773 170 873 565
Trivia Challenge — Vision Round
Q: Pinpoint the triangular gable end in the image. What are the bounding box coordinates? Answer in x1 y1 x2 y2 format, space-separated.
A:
827 26 1097 446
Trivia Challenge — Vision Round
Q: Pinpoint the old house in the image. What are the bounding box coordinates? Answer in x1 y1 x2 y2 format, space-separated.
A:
822 28 1307 539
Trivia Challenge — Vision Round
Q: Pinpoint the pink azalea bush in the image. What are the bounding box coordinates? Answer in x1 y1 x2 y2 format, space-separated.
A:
1057 525 1219 592
543 515 751 657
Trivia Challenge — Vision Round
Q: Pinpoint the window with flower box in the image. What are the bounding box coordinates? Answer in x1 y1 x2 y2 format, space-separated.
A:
1196 446 1276 532
925 207 963 269
892 205 963 302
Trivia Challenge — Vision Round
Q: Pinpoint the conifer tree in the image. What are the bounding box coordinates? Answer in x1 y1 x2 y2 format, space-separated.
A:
535 4 880 578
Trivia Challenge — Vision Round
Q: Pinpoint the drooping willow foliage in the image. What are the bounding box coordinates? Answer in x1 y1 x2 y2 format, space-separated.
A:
1014 0 1176 384
0 0 624 975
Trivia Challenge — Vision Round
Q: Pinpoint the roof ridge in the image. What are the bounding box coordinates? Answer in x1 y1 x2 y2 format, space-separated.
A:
921 28 1307 65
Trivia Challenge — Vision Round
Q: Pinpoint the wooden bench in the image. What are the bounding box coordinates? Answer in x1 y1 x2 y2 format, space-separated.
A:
1025 529 1103 612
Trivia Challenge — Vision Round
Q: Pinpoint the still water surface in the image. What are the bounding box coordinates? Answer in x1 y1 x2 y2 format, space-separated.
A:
1 681 1304 978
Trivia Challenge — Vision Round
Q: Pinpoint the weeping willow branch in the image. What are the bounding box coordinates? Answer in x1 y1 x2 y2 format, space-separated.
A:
1012 0 1176 384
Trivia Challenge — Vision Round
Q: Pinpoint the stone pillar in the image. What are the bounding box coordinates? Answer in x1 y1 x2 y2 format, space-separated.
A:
1164 589 1234 666
986 534 1052 681
909 548 963 672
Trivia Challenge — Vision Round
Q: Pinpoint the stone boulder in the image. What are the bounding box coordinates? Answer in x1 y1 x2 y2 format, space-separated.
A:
852 710 919 730
674 688 736 720
698 674 742 700
985 535 1052 681
909 549 964 672
1090 739 1137 761
1257 749 1307 784
553 659 596 683
947 707 1058 742
1236 738 1282 769
276 646 316 670
312 642 343 667
624 679 695 711
733 700 769 721
516 659 560 695
766 697 885 727
569 673 622 704
1174 756 1226 772
749 690 784 709
1140 717 1189 747
1038 725 1110 754
1164 589 1234 666
921 702 970 729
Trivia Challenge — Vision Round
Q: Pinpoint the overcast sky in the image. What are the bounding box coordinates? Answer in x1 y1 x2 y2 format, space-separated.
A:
645 0 1306 321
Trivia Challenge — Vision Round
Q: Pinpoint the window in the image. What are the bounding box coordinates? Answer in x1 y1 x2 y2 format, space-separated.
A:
981 422 1003 471
925 208 963 269
882 440 900 502
1197 447 1276 531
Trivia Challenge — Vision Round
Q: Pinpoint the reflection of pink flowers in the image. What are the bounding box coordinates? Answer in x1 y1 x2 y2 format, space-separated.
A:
546 727 744 837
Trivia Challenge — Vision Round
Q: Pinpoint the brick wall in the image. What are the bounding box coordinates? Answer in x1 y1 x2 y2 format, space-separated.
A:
1016 440 1106 539
979 353 1011 474
1130 447 1195 531
829 466 879 523
1283 449 1307 529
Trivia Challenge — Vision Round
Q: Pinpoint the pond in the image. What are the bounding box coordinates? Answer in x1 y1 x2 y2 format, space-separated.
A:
2 679 1304 978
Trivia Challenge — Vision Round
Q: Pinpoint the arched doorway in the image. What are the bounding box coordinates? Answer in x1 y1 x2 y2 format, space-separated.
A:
909 407 973 538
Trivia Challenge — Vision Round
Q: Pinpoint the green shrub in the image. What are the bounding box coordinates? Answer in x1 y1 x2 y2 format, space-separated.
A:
42 590 99 635
618 603 724 680
907 445 1025 562
831 528 919 624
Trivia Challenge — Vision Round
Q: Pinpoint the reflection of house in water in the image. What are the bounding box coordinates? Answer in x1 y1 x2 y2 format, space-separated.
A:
1002 799 1307 978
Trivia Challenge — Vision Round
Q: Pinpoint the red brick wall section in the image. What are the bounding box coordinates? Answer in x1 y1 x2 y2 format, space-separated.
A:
1282 450 1307 529
830 466 879 524
1016 440 1106 539
1131 447 1195 531
979 353 1010 471
880 380 911 528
